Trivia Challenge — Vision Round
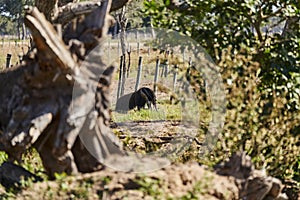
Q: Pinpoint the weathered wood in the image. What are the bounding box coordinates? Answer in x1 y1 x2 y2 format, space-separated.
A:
0 0 125 179
54 0 132 25
62 0 114 52
24 6 77 70
117 5 128 96
117 55 124 99
126 45 131 77
5 54 11 68
153 56 160 93
135 56 143 91
54 1 101 25
35 0 58 21
110 0 131 12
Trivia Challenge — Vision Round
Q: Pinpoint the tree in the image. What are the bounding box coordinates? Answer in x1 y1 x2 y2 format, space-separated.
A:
0 0 34 38
144 0 300 112
144 0 300 181
117 5 128 97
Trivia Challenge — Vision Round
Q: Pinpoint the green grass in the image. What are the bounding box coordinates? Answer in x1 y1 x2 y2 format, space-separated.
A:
135 175 163 197
21 148 46 179
112 97 211 127
0 151 7 164
112 102 182 123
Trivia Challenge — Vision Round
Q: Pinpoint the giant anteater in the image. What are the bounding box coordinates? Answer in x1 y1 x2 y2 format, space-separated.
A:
115 92 133 112
129 87 157 110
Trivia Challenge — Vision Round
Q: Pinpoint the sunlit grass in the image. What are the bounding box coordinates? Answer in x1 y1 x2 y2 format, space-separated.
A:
21 148 46 179
0 40 30 69
113 107 167 122
112 98 211 124
0 151 7 164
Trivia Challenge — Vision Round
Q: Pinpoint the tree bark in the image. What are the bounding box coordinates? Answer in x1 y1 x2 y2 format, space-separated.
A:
117 6 127 96
35 0 58 21
0 0 125 178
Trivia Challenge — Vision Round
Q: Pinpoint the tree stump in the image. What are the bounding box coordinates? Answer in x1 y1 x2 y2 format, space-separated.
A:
0 0 126 179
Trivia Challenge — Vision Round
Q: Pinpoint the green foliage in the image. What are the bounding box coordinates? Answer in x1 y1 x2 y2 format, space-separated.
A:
144 0 300 107
54 172 94 199
144 0 300 182
0 0 34 36
110 0 148 29
135 175 163 197
0 15 16 35
213 48 299 181
101 176 112 185
21 148 45 179
0 151 7 163
0 191 15 200
178 176 211 200
112 103 182 122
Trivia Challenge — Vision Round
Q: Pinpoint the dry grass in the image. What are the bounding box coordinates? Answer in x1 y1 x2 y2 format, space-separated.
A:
0 40 30 70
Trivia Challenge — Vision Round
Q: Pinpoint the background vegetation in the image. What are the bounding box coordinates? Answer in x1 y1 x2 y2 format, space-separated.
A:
0 0 299 197
143 0 300 183
0 0 34 38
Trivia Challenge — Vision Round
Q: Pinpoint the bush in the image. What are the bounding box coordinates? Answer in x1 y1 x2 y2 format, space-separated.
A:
208 47 300 181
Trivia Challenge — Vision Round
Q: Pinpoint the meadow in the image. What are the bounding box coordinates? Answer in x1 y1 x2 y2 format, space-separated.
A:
0 39 30 69
0 38 299 199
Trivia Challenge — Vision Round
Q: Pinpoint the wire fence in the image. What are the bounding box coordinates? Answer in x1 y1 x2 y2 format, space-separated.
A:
0 35 31 69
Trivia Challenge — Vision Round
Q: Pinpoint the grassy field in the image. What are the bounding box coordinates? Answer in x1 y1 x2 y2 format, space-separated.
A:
0 40 29 70
0 38 299 199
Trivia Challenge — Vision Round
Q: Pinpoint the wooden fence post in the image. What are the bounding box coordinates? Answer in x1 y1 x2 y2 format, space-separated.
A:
135 29 139 40
188 56 192 67
135 56 143 92
127 45 131 78
120 53 126 96
173 65 178 90
18 55 23 64
117 55 124 99
153 56 160 93
164 61 169 77
164 50 170 77
137 42 140 58
6 54 12 68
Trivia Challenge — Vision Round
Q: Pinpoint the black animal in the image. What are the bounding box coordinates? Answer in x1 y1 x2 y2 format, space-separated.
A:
129 87 157 110
115 92 133 112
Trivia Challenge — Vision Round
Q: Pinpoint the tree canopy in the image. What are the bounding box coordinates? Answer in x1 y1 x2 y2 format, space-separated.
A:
0 0 34 37
143 0 300 181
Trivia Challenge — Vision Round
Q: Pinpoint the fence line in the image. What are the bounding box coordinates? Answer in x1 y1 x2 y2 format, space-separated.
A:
113 43 192 101
153 57 160 93
135 56 143 92
117 55 124 99
6 54 12 68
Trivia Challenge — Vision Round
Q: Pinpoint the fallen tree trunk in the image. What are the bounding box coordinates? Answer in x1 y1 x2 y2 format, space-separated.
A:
0 0 125 178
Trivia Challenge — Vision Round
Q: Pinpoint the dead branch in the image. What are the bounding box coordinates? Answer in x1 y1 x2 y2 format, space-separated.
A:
53 0 132 25
54 1 101 25
35 0 58 21
24 6 77 70
0 0 125 179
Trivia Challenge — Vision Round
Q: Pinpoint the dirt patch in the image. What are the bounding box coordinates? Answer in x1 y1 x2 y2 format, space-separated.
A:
1 152 292 200
8 162 238 200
